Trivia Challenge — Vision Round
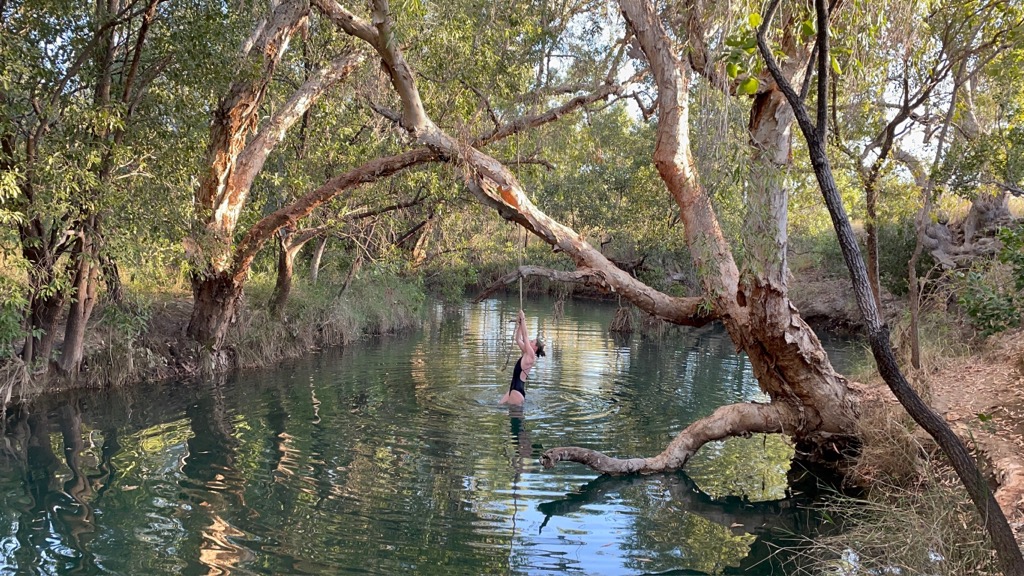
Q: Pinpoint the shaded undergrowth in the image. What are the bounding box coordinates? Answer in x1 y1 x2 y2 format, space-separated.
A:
0 271 426 398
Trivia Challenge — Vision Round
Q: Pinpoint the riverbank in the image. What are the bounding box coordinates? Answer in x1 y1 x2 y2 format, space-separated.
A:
862 326 1024 541
1 276 426 401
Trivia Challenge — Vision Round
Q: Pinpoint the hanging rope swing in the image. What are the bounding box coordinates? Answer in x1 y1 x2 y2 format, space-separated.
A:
518 223 525 309
499 224 528 372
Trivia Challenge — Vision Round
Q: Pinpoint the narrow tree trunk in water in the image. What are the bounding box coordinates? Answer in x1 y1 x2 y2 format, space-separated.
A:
58 404 94 530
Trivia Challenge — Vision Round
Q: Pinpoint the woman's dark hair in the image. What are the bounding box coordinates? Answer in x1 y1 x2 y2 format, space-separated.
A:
535 340 546 357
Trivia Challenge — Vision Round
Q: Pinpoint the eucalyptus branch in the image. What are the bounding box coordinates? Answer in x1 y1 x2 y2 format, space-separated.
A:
367 100 402 123
461 81 501 129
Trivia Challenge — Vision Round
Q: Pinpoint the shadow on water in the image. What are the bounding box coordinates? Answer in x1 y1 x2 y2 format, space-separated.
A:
535 461 843 575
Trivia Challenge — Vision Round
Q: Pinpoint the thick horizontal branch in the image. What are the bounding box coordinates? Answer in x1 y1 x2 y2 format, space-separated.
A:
473 264 714 325
541 401 793 475
473 266 600 302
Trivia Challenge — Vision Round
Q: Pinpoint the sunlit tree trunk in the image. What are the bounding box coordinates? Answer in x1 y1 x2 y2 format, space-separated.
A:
310 236 328 285
269 228 320 317
59 0 160 376
186 1 363 349
59 224 101 375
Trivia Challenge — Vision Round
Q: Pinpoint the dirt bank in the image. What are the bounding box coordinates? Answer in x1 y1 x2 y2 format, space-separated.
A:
864 328 1024 544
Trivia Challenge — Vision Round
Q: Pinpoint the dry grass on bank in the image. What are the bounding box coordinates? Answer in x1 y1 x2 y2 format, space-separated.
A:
787 319 1024 575
785 468 998 575
784 389 1000 575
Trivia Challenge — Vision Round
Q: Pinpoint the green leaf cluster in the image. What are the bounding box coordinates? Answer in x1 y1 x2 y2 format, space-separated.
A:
958 224 1024 335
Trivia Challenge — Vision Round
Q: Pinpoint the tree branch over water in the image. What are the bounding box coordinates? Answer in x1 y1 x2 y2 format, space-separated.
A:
542 402 795 474
475 265 716 324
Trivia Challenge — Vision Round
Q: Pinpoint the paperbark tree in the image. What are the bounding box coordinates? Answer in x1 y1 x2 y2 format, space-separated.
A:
757 0 1024 571
319 0 861 475
186 0 362 350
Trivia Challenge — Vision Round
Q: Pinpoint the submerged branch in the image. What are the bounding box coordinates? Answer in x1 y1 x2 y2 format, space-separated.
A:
541 402 792 475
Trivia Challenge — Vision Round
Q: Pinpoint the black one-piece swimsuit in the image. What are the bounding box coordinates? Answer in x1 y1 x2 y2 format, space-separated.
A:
509 358 526 397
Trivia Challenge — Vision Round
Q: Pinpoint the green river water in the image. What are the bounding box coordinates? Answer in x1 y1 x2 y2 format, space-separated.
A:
0 296 860 575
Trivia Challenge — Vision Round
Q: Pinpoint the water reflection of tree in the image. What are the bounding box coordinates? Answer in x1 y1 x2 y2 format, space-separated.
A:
56 403 99 569
538 468 825 574
180 382 254 574
9 409 61 570
0 400 125 573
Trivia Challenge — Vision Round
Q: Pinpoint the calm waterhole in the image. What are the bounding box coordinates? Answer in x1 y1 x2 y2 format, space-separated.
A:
0 297 860 575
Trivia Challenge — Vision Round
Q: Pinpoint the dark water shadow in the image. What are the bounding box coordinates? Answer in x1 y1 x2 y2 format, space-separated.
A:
537 462 843 575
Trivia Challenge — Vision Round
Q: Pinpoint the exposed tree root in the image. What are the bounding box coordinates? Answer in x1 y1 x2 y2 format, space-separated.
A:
541 401 796 475
609 306 633 333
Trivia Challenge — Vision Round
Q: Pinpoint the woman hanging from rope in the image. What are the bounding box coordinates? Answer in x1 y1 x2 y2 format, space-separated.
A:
500 309 545 405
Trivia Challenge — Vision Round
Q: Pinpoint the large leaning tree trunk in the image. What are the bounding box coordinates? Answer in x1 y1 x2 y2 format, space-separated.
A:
757 0 1024 572
319 0 860 474
186 0 362 350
